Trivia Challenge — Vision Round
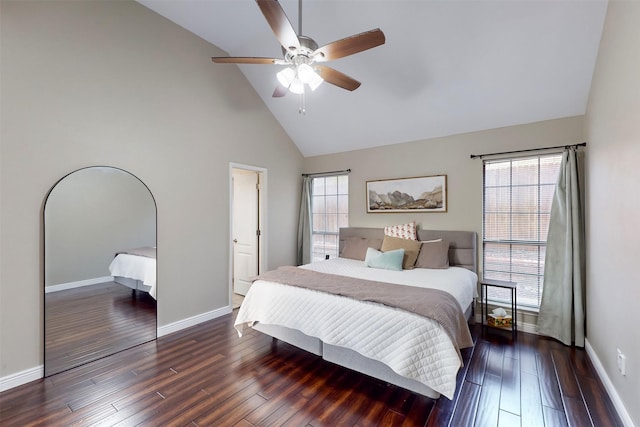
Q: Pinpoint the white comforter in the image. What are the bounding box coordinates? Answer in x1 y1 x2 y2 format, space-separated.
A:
234 258 478 399
108 254 157 299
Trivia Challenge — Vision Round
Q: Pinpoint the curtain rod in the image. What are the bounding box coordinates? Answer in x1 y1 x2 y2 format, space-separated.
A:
302 168 351 177
470 142 587 159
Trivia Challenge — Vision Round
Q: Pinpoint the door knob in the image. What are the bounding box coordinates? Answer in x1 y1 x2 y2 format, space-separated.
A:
233 239 238 243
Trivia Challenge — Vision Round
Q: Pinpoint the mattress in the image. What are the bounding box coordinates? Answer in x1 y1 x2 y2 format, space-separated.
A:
234 257 478 399
108 253 157 299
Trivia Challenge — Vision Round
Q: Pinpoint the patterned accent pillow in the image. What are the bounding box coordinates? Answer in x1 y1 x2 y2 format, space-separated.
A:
384 221 417 240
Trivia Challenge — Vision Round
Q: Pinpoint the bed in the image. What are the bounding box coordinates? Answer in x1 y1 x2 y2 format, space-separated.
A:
108 246 157 300
234 227 478 399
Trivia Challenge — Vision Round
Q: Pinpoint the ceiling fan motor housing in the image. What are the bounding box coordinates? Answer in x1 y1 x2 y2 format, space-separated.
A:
282 35 320 64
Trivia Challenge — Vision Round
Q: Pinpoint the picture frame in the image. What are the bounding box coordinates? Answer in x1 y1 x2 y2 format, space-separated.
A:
366 174 447 213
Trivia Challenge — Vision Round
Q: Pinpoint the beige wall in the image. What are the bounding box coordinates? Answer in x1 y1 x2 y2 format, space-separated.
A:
0 1 303 377
584 1 640 425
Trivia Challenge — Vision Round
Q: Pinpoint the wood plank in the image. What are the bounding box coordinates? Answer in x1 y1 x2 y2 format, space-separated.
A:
536 349 564 410
279 368 353 427
486 342 505 377
520 371 545 427
498 410 521 427
425 406 451 427
500 356 520 416
378 409 406 426
353 381 396 426
552 349 582 399
449 381 482 427
243 357 330 425
402 394 436 427
543 405 569 427
518 333 539 374
474 373 501 426
466 340 490 385
311 374 372 427
563 396 593 427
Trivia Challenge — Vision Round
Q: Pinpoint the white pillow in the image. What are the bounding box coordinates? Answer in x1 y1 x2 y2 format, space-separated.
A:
420 238 442 243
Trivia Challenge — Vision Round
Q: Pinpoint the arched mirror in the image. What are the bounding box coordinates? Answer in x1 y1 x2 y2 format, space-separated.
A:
44 166 157 376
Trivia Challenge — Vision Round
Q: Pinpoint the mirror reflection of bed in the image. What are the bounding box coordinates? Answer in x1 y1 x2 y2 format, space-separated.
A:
44 167 157 377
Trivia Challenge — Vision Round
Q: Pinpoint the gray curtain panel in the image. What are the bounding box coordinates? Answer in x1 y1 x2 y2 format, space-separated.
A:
297 176 312 266
537 148 586 346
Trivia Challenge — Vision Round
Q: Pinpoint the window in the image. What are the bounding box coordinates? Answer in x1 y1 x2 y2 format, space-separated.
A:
311 174 349 262
482 153 562 308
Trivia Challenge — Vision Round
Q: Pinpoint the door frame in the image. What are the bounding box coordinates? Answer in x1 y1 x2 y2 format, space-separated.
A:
229 162 267 307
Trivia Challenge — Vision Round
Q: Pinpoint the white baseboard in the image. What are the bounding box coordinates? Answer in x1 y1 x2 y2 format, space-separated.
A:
585 339 636 427
0 365 43 393
45 276 113 293
157 305 232 338
1 306 233 393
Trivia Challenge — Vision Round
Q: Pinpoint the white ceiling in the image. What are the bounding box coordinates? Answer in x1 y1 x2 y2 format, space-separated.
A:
137 0 607 157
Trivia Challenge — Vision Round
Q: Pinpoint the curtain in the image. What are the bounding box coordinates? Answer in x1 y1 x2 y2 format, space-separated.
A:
537 148 586 346
296 176 312 266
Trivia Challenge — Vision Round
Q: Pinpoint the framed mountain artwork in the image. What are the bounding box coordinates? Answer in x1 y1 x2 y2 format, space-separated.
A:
366 175 447 213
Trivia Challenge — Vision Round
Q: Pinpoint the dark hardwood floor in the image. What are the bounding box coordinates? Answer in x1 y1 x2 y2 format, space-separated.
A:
2 310 622 426
45 281 157 376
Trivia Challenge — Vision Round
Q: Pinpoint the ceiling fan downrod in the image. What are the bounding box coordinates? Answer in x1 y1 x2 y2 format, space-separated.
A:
297 0 308 117
298 0 302 35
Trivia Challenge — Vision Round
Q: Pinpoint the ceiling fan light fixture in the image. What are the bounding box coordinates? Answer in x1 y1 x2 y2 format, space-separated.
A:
308 71 323 91
276 64 323 94
289 79 305 94
297 63 323 91
296 63 316 84
277 67 296 87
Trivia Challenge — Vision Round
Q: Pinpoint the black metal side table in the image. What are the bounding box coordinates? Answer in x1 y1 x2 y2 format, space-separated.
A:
480 278 517 338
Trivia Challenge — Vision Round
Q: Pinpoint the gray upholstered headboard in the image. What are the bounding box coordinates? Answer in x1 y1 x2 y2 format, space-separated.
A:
339 227 477 273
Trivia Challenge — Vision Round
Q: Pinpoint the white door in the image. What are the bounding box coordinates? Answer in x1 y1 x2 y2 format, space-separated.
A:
232 169 259 296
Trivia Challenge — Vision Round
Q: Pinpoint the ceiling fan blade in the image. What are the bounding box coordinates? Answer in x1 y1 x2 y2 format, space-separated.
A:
212 57 281 64
256 0 300 52
316 65 361 91
272 85 288 97
313 28 385 62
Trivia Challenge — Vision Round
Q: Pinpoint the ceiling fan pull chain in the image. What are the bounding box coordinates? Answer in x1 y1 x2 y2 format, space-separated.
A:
299 91 306 115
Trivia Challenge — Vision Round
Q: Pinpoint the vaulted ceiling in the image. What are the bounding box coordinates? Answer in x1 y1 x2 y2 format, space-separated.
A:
137 0 608 157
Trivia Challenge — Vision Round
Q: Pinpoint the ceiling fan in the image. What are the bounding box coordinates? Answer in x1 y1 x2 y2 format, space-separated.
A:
212 0 385 104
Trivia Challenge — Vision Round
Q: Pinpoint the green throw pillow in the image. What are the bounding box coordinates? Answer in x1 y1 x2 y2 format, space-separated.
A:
364 247 405 271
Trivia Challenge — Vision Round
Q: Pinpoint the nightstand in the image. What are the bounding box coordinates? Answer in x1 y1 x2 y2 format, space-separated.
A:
480 279 517 337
